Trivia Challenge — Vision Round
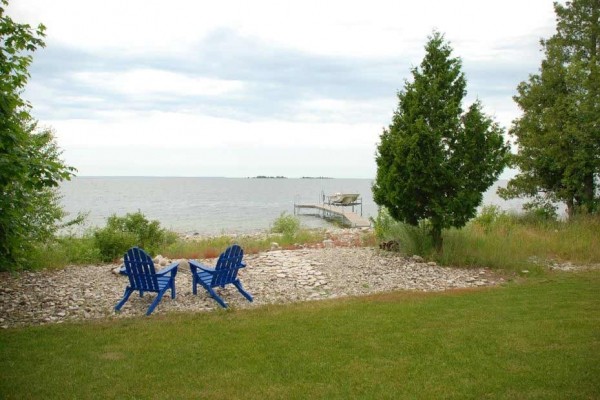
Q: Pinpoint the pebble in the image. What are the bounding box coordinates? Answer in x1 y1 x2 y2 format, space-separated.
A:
0 245 510 328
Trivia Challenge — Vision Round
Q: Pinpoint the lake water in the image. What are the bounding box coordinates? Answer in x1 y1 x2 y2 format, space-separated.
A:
59 177 525 235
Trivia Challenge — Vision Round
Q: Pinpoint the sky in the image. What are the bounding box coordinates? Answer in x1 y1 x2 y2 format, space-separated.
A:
10 0 558 178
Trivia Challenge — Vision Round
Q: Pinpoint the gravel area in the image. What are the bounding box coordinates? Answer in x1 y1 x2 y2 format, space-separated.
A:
0 246 509 328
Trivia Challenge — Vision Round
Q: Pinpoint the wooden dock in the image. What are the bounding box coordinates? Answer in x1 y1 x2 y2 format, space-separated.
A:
294 203 371 228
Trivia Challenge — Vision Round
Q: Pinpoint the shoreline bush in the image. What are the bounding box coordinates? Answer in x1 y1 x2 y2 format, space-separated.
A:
93 211 177 262
373 206 600 272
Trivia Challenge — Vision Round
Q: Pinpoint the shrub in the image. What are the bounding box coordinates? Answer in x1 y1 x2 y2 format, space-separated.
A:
473 205 505 233
271 212 301 241
372 207 432 256
521 202 559 223
93 211 175 262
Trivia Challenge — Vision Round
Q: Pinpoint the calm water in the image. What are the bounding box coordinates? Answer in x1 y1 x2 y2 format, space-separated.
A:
59 177 525 235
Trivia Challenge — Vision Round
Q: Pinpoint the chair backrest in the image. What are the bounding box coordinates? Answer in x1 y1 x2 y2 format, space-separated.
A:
123 247 160 292
212 244 244 286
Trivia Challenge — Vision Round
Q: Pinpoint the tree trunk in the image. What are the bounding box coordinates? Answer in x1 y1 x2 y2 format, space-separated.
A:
566 197 575 219
582 172 596 212
431 226 443 253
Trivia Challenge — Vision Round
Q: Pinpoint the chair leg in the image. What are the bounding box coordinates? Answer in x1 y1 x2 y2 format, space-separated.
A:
170 281 176 299
206 286 228 308
233 280 253 302
146 287 168 316
192 275 198 295
115 287 134 311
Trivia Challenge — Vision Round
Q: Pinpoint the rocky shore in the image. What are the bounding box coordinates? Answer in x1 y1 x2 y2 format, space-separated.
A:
0 240 510 329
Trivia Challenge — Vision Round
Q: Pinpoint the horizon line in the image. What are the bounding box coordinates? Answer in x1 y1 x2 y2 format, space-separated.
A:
70 175 376 179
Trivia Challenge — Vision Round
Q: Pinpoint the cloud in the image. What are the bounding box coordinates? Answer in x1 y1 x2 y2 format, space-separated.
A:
11 0 558 177
73 69 245 97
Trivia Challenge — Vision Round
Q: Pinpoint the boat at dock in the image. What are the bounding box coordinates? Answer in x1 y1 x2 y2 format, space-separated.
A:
328 193 360 205
294 192 370 228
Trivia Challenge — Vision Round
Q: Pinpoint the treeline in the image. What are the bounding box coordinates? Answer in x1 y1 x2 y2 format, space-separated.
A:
373 0 599 252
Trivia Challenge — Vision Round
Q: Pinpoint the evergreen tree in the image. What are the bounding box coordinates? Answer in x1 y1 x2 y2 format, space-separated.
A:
499 0 600 216
0 0 75 268
373 32 509 251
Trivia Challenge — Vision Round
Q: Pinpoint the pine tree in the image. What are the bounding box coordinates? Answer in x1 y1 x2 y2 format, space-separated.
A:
373 32 509 251
500 0 600 216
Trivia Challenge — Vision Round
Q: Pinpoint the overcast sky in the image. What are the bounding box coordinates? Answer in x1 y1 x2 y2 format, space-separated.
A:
10 0 557 178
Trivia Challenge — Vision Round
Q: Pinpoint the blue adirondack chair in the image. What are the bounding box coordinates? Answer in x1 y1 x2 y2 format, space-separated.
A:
115 247 179 315
189 244 253 308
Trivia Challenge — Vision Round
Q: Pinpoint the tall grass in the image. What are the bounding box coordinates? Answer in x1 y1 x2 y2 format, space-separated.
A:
161 228 326 260
438 211 600 271
27 234 101 269
373 207 600 272
25 212 327 270
26 208 600 273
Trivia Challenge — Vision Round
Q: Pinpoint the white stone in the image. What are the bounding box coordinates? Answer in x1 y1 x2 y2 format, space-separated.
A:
0 241 510 328
176 259 190 270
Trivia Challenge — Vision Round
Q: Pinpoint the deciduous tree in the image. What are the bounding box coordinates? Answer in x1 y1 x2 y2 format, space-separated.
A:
499 0 600 216
0 0 75 268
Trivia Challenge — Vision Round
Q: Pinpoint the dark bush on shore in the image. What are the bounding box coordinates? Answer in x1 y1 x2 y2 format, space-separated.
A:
93 211 177 262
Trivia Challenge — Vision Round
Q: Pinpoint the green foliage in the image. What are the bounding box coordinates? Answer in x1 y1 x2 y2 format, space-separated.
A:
473 205 505 233
372 207 397 241
372 207 433 256
437 211 600 271
522 201 559 222
501 0 600 216
27 235 102 270
0 2 75 270
93 212 175 262
163 229 326 261
270 212 301 241
376 203 599 271
372 31 509 252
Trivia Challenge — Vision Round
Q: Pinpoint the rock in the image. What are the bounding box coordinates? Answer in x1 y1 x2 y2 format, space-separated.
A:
411 255 424 263
379 240 399 251
322 239 334 248
111 266 123 275
270 242 280 250
176 259 190 270
0 245 506 329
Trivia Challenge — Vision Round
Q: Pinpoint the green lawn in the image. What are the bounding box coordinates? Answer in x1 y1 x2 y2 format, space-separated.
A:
1 272 599 399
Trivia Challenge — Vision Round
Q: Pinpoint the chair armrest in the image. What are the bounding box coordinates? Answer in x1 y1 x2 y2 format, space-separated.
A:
189 260 216 274
157 262 179 276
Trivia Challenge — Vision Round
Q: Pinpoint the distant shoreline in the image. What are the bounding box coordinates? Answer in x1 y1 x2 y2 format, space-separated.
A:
249 176 334 179
68 175 356 180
